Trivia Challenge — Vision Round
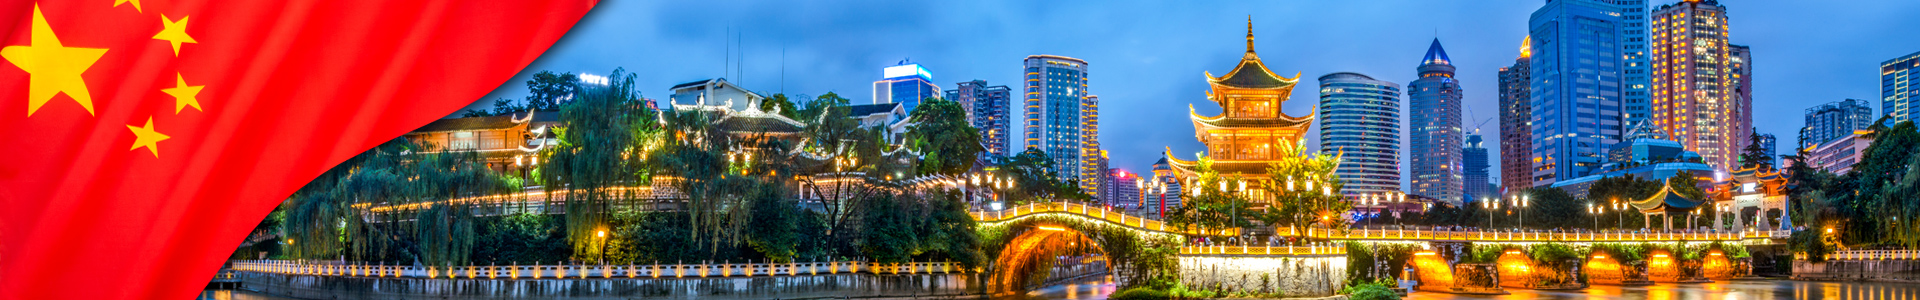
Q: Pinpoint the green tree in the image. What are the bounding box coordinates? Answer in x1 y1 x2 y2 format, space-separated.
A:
1165 156 1257 230
1257 141 1351 230
905 97 985 176
1738 128 1774 169
1516 188 1585 229
758 93 801 119
540 68 659 262
524 71 580 111
745 182 802 262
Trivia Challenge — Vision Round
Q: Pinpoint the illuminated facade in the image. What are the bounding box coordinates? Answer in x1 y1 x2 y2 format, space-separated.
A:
1164 20 1315 206
1316 72 1401 196
1083 95 1103 194
1498 37 1533 194
1881 50 1920 124
1528 0 1625 187
1650 0 1737 173
946 80 1014 157
1022 55 1095 190
1620 0 1653 125
872 62 940 113
1107 168 1140 209
1799 99 1874 151
1409 39 1464 204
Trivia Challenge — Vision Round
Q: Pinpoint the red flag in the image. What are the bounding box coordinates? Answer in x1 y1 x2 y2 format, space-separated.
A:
0 1 596 299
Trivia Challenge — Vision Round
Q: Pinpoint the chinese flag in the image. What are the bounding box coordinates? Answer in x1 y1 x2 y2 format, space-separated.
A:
0 1 596 299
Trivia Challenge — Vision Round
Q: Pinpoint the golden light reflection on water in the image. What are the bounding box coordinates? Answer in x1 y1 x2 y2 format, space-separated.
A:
1404 280 1920 300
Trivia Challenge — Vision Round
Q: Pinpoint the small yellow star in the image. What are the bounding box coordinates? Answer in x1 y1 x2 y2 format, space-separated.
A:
115 0 142 12
126 117 171 157
152 14 196 56
163 73 204 113
1 4 109 116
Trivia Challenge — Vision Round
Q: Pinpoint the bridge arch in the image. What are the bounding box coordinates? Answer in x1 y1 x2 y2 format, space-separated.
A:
976 212 1187 295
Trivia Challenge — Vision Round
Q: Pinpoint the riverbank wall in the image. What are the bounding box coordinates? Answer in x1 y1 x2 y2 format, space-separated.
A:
237 271 988 300
1793 259 1920 283
1177 254 1347 297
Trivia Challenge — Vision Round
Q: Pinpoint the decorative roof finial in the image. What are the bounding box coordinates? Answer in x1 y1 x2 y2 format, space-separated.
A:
1245 16 1255 53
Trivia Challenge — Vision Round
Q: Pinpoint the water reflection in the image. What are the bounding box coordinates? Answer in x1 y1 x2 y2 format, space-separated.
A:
201 279 1920 300
1405 280 1920 300
999 275 1118 300
196 289 298 300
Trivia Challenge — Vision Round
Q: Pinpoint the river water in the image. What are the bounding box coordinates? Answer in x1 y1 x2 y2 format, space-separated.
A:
199 279 1920 300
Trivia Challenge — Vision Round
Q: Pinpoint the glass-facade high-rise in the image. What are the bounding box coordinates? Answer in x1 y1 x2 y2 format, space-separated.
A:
1498 36 1534 194
1529 0 1625 187
1620 0 1652 125
1023 55 1093 186
1650 0 1738 173
946 80 1014 157
1410 39 1463 204
1317 72 1402 196
872 62 940 113
1799 99 1875 151
1883 50 1920 124
1463 134 1495 203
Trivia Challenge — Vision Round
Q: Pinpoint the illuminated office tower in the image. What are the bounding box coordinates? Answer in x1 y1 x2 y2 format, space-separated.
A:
1799 99 1875 151
946 80 1014 157
1022 55 1093 185
1650 0 1738 172
1409 39 1463 204
1498 36 1533 193
1528 0 1625 186
1883 51 1920 124
1620 0 1652 125
1316 72 1402 196
873 61 940 113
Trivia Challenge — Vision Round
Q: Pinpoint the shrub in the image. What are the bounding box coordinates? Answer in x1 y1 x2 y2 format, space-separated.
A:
1341 282 1401 300
1109 287 1170 300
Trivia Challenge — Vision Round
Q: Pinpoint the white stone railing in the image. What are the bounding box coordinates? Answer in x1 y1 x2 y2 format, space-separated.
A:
971 201 1240 236
1178 245 1346 256
230 259 977 279
1310 227 1789 243
1821 250 1920 261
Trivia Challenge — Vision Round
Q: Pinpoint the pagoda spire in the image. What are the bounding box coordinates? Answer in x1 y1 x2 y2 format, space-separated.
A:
1245 16 1255 53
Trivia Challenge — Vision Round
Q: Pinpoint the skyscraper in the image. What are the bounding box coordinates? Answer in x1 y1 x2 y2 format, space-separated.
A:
1498 36 1534 194
1409 39 1463 204
1730 44 1755 156
1082 95 1103 194
1023 55 1093 185
1650 0 1737 172
1619 0 1653 125
1316 72 1403 196
1462 134 1494 203
1799 99 1875 151
1882 50 1920 124
1148 158 1183 217
1754 133 1778 167
1529 0 1625 187
945 80 1014 157
873 62 940 113
1107 168 1141 209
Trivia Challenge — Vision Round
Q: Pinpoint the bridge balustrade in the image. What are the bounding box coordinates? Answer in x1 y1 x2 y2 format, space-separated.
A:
228 259 977 279
1823 250 1920 261
1306 227 1787 243
1176 245 1345 256
969 202 1239 236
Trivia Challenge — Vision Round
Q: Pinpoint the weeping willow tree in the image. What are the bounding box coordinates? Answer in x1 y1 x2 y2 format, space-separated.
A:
539 68 661 262
282 139 516 265
1258 141 1351 231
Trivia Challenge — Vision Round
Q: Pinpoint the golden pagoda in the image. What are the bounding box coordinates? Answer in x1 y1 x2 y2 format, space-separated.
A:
1164 18 1316 204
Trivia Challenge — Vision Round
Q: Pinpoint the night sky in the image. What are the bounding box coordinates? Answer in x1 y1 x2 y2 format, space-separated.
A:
471 0 1920 185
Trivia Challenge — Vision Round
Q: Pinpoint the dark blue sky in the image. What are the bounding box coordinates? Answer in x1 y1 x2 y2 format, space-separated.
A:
473 0 1920 182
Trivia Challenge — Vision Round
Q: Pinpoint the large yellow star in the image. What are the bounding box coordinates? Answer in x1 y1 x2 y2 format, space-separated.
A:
163 73 204 113
126 117 171 157
115 0 142 13
1 4 109 116
152 14 196 56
